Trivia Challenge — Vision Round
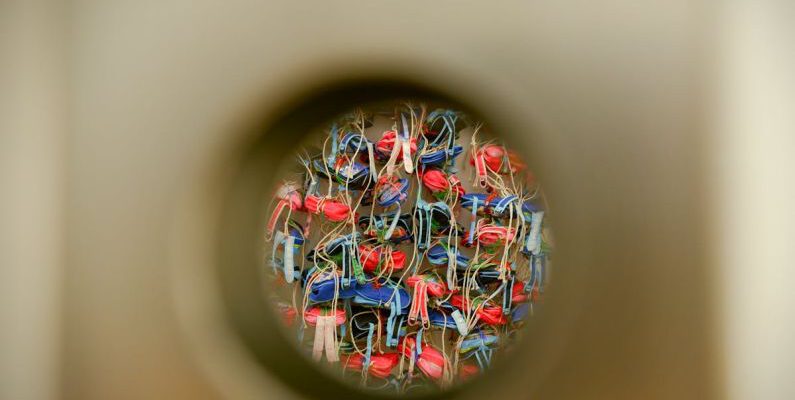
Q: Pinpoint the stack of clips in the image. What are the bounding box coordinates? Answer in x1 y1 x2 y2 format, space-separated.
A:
267 103 551 393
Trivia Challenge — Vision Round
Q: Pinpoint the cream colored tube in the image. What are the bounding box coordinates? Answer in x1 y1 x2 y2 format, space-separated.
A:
0 1 65 399
713 1 795 399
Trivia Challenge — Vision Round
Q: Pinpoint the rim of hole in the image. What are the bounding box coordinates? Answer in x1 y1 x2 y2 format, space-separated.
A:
212 76 571 400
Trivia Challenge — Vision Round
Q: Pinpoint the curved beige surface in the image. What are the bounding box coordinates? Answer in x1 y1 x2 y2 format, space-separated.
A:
64 1 716 398
2 0 793 399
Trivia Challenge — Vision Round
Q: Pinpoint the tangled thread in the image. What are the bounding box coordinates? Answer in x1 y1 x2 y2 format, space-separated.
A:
266 102 551 393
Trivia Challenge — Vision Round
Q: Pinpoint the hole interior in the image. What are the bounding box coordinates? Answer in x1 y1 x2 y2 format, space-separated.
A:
217 79 553 399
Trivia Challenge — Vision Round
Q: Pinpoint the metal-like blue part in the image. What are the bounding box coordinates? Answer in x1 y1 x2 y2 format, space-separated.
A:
419 109 464 171
339 131 371 154
311 157 333 179
512 303 530 322
460 193 488 211
364 322 375 368
526 254 546 293
352 279 411 313
304 272 413 306
386 286 404 347
418 145 464 167
502 276 515 315
305 233 364 286
413 200 453 250
414 199 433 251
521 200 540 217
311 156 371 190
265 104 551 390
489 195 518 217
462 193 527 218
426 242 470 268
428 309 459 329
270 221 305 283
376 178 410 207
340 298 351 338
425 109 460 148
460 330 498 370
335 161 371 188
400 112 411 142
459 330 499 354
306 274 359 303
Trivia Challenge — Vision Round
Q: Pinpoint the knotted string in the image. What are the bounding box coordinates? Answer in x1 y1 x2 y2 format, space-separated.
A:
267 103 550 392
304 194 352 222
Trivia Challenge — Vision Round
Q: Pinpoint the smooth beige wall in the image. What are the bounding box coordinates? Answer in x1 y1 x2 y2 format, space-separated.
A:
64 2 711 399
0 1 64 399
1 0 793 399
713 1 795 399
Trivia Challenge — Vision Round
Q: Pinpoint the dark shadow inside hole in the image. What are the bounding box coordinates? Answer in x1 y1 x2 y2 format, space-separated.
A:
217 79 548 400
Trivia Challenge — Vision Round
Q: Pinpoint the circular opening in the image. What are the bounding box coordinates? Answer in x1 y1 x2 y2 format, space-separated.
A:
216 80 555 399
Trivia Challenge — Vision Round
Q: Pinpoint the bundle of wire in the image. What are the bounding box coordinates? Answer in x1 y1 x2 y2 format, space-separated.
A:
266 102 551 393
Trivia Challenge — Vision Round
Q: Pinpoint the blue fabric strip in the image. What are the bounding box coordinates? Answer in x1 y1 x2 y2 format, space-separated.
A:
364 322 375 368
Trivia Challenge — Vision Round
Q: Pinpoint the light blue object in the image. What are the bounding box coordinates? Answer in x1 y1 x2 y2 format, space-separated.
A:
364 322 375 368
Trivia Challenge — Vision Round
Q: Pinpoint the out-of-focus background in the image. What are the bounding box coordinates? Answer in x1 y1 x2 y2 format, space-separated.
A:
1 0 793 399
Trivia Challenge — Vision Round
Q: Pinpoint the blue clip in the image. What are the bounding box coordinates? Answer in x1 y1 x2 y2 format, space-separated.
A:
376 178 409 207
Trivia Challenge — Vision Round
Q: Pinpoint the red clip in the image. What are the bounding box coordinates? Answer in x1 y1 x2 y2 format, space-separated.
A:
407 275 447 297
475 220 517 246
344 352 400 379
450 295 507 326
304 194 352 222
398 337 446 381
511 281 529 303
358 244 406 273
421 169 450 193
376 130 417 159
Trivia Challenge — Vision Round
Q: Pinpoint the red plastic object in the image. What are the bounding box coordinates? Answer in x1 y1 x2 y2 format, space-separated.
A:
450 294 507 326
421 169 450 193
398 337 446 380
358 245 406 273
304 195 352 222
376 130 417 159
344 352 400 379
303 307 346 326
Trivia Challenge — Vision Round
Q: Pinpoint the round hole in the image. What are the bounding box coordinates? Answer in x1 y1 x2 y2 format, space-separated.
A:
214 79 559 399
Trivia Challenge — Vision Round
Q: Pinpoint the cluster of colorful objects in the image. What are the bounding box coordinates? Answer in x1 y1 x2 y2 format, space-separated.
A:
267 105 550 393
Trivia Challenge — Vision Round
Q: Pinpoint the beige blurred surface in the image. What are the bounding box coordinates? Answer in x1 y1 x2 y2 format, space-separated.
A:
0 0 793 399
0 1 64 399
713 1 795 399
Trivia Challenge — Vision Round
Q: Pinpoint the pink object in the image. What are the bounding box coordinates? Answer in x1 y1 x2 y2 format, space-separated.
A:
450 294 507 326
304 195 352 222
421 169 450 193
358 245 406 273
398 337 446 380
344 352 400 379
303 307 346 326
